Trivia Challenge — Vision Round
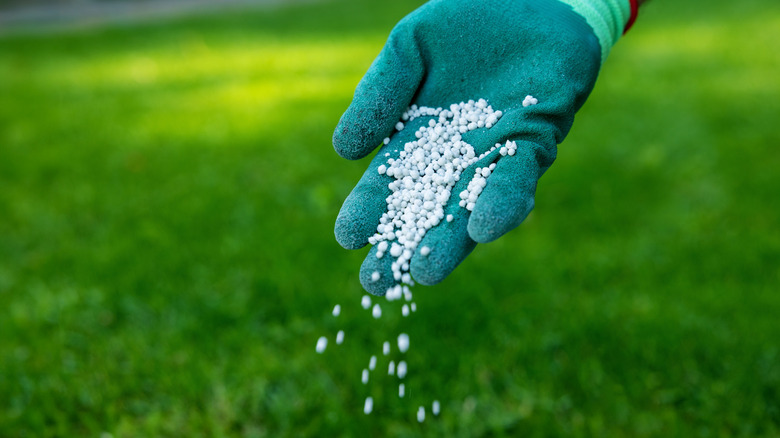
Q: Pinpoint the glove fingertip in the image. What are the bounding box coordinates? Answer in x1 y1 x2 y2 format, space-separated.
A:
466 219 499 244
467 196 534 243
409 263 446 287
409 247 446 286
334 215 368 250
360 273 393 296
333 110 382 161
409 239 476 286
359 249 395 296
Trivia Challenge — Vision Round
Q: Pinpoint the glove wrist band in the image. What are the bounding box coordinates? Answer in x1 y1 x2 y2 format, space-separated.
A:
555 0 632 65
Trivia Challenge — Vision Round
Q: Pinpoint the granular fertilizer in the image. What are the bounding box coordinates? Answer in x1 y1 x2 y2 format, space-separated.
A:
320 97 537 422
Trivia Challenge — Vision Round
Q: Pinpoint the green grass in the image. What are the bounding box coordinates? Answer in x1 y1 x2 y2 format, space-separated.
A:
1 0 779 436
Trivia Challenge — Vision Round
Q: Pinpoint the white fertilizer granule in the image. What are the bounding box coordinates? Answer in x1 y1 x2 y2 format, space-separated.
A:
397 361 407 379
332 304 341 317
383 341 391 356
315 336 327 354
364 397 373 414
372 304 382 319
336 330 344 345
369 355 377 371
362 369 369 384
432 400 440 416
417 406 426 423
397 333 409 353
388 360 395 376
361 295 371 309
399 383 405 398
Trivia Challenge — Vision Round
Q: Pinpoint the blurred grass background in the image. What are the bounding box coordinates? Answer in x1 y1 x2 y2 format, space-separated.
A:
1 0 779 436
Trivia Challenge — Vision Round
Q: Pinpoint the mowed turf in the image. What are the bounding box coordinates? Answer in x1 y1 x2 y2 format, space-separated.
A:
1 0 779 436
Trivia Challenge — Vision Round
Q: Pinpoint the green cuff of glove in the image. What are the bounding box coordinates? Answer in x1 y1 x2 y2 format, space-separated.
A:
556 0 631 64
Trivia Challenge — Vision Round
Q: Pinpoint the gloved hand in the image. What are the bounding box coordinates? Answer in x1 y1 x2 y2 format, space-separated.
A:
333 0 636 295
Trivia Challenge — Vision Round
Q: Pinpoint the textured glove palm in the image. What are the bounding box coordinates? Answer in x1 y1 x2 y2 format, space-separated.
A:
334 0 618 295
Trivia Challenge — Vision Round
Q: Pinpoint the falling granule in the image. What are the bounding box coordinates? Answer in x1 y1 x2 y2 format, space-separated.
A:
383 341 390 356
361 295 371 309
372 304 382 319
362 369 369 384
411 303 417 312
397 333 410 353
388 361 395 376
399 383 405 398
417 406 425 423
315 336 328 354
397 361 407 379
432 400 440 416
369 355 377 371
402 304 410 317
336 330 344 345
364 397 373 415
332 304 341 317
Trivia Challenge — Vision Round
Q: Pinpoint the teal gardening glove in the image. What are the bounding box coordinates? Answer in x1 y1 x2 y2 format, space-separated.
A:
334 0 637 295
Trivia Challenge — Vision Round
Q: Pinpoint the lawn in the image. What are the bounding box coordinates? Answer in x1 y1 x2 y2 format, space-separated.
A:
1 0 779 436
